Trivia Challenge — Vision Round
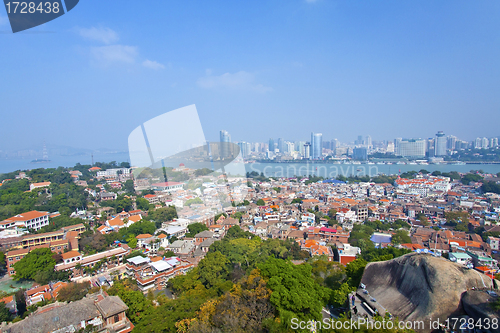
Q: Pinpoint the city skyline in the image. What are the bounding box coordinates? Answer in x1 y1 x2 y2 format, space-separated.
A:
1 1 500 152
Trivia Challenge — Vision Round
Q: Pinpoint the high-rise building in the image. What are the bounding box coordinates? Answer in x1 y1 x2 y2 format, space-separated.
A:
396 139 426 158
268 139 275 152
447 135 457 150
365 135 372 149
311 132 323 160
387 141 395 153
475 138 482 149
220 130 231 143
304 143 311 159
220 130 231 158
295 141 306 156
237 142 249 158
355 135 364 145
277 138 283 153
435 131 447 156
353 147 368 160
482 137 489 149
491 137 499 148
331 139 338 151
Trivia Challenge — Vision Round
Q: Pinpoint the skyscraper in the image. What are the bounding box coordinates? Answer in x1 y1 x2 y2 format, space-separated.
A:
365 135 372 148
482 137 489 149
311 132 323 160
277 138 283 153
434 131 447 156
220 130 231 143
268 138 275 152
304 143 311 159
220 130 231 158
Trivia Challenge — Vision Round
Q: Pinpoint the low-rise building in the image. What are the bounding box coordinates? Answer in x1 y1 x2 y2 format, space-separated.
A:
125 256 194 292
1 211 50 231
2 292 133 333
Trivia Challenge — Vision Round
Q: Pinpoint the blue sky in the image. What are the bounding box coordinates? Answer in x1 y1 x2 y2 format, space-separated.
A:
1 0 499 151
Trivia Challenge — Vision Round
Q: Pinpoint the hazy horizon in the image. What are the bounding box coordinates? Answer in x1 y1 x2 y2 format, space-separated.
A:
1 1 499 152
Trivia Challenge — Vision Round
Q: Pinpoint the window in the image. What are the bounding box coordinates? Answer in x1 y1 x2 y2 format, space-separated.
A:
8 258 12 262
114 314 119 323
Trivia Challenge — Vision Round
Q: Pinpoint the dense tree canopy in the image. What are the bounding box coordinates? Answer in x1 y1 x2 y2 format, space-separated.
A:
13 248 68 284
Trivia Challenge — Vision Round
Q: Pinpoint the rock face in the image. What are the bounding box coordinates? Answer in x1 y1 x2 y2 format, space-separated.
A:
360 253 497 332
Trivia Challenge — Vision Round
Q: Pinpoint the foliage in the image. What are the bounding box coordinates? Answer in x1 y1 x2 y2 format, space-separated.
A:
198 251 230 290
461 173 483 185
482 181 500 194
127 220 156 237
57 281 91 302
256 199 266 206
185 223 209 238
195 168 212 177
99 194 133 213
107 279 152 323
13 248 56 281
32 216 87 234
184 197 203 207
360 247 411 262
187 269 275 333
391 230 411 245
0 302 12 322
135 197 151 211
259 257 330 325
145 206 178 228
345 258 367 288
330 282 355 308
79 232 107 254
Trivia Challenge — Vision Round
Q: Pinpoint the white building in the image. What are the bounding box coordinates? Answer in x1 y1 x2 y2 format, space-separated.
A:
0 211 50 231
96 168 131 178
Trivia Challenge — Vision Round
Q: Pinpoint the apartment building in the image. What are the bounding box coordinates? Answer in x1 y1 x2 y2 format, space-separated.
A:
0 211 50 231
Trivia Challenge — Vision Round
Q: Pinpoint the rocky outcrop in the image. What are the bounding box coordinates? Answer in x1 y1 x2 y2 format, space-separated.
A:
360 253 498 332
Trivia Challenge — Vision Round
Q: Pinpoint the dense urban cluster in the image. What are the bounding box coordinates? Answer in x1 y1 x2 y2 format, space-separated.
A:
225 129 500 162
0 160 497 332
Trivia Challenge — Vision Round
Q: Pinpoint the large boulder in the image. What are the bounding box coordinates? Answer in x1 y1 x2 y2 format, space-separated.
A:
360 253 497 332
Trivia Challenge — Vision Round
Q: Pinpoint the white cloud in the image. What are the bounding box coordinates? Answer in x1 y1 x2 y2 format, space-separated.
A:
197 71 272 93
90 45 138 65
142 59 165 70
78 27 119 44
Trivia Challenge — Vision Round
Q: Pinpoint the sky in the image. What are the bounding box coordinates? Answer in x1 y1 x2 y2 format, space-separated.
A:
1 0 500 152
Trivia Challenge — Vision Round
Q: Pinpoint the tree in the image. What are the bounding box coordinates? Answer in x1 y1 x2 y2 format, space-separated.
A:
184 197 203 207
79 232 107 253
136 197 150 211
345 258 367 288
57 281 90 302
198 251 230 290
256 199 265 206
123 180 136 194
0 252 5 270
15 289 26 317
107 279 152 323
391 230 411 245
13 248 56 281
330 282 354 308
258 257 330 325
185 223 209 238
0 302 11 322
126 234 137 249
